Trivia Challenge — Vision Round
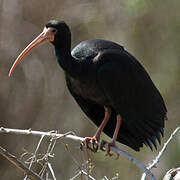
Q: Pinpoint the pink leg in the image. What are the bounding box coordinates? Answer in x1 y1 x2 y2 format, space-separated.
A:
106 114 122 158
94 106 111 141
84 106 111 152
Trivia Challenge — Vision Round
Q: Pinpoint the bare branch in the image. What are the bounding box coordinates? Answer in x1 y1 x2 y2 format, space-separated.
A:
0 127 83 141
0 127 156 180
141 126 180 180
24 135 45 180
70 170 96 180
0 145 42 180
47 162 56 180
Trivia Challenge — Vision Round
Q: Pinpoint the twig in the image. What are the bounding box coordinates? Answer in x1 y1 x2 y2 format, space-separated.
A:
103 176 109 180
69 171 82 180
24 135 45 180
81 146 93 180
141 126 180 180
47 162 56 180
0 145 42 180
39 162 48 178
63 139 95 180
70 170 96 180
0 127 155 180
43 138 57 179
81 170 96 180
81 147 89 180
37 137 57 179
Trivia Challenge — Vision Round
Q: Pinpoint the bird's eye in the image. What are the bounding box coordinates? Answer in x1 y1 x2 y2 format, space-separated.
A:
52 29 57 33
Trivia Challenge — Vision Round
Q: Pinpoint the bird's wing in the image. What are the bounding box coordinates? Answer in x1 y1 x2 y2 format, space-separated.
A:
68 88 143 150
66 75 142 151
96 50 167 150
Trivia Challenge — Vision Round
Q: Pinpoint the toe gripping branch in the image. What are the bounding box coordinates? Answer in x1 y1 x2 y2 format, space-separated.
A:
100 140 120 159
83 137 99 152
82 138 120 159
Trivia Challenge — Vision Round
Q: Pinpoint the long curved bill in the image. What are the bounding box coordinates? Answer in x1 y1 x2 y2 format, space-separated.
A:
8 27 54 77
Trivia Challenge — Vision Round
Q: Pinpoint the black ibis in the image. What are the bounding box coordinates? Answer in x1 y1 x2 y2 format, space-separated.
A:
9 20 167 155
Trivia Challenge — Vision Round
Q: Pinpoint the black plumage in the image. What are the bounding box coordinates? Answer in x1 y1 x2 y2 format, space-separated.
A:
9 20 167 151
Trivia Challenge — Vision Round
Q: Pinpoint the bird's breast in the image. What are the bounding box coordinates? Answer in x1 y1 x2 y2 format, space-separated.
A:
68 75 108 105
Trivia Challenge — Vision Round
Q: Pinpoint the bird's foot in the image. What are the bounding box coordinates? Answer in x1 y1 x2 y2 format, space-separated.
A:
83 136 99 152
100 140 119 159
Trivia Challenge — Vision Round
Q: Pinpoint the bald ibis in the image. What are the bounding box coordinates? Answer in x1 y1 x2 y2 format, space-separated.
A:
9 20 167 154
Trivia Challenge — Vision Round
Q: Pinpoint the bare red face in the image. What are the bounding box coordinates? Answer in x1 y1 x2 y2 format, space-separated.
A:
8 27 57 77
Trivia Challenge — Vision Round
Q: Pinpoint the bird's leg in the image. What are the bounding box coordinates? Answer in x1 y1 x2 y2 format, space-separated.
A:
83 106 111 152
93 106 111 141
101 114 122 158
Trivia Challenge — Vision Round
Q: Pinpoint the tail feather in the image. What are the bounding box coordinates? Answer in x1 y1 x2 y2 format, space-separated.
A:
155 131 161 144
145 138 153 151
149 136 157 150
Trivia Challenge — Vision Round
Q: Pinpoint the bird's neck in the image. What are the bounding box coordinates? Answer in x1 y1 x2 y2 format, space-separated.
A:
55 47 82 76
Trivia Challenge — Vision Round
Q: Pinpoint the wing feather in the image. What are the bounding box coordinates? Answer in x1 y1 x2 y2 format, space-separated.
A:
96 50 167 150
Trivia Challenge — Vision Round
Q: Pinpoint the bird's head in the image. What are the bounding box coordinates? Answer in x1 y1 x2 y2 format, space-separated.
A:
8 20 71 77
46 20 71 47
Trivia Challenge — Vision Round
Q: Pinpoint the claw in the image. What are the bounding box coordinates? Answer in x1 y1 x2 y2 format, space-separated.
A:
92 138 99 152
100 140 107 151
115 153 120 160
100 140 120 159
106 141 115 157
83 137 99 152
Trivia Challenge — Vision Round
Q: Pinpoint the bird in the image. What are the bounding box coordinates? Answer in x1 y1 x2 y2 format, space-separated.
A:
9 20 167 155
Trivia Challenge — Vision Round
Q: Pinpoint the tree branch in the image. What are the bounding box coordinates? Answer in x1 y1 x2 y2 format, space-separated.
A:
141 126 180 180
0 127 156 180
0 145 42 180
24 135 45 180
163 167 180 180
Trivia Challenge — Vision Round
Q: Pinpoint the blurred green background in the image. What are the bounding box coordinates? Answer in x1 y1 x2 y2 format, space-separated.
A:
0 0 179 179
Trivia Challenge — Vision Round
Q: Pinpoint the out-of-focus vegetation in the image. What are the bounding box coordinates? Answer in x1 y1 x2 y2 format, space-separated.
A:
0 0 179 179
